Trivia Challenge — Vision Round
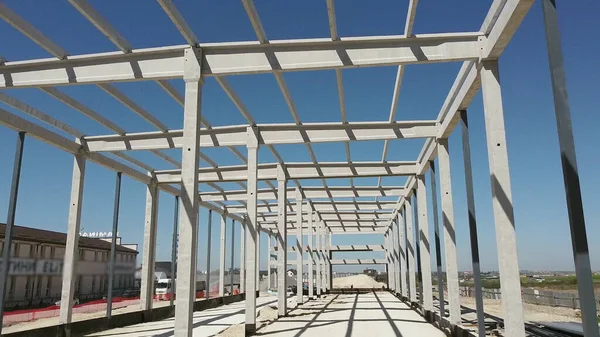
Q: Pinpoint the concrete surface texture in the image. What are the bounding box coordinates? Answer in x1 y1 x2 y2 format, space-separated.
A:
85 296 278 337
332 274 385 289
255 292 446 337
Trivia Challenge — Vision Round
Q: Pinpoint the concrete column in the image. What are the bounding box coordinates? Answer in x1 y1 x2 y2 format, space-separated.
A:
295 188 303 304
174 47 203 337
230 220 235 294
240 218 246 293
308 211 314 299
315 216 321 297
276 166 287 317
389 228 395 292
327 232 332 290
267 232 271 291
140 182 159 311
244 126 259 333
393 216 401 294
417 175 433 311
58 154 86 324
219 211 226 297
170 196 179 306
481 59 525 337
429 161 445 316
322 222 327 292
384 232 389 288
542 2 598 336
405 196 417 303
460 110 485 337
106 172 122 318
0 132 25 333
398 211 407 299
256 225 261 287
437 138 460 325
206 210 213 299
414 189 423 305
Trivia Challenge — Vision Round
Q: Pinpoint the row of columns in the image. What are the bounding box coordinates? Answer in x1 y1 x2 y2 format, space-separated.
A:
383 59 528 337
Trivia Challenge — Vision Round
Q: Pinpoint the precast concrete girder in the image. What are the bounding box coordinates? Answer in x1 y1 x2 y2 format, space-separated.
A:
83 121 438 152
154 161 418 184
226 200 397 214
198 185 405 202
0 32 485 88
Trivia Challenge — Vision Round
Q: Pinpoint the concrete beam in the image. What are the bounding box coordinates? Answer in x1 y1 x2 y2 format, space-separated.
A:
227 200 397 214
198 185 406 202
0 32 484 88
83 121 438 151
154 161 419 184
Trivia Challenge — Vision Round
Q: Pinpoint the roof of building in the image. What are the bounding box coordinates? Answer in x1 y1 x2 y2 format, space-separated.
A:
0 223 138 254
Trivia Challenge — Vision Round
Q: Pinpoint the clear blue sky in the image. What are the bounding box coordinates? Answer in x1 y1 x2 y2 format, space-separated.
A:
1 0 599 274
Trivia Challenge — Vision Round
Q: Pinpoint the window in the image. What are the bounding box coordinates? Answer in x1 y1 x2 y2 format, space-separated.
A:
8 276 16 299
35 276 42 298
78 249 84 261
76 276 82 295
46 277 52 297
91 276 96 294
13 243 19 257
29 245 35 258
25 276 32 299
50 247 56 259
39 245 46 258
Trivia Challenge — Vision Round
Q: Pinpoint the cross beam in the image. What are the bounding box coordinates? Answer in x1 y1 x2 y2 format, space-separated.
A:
0 32 484 88
199 185 405 202
156 161 417 184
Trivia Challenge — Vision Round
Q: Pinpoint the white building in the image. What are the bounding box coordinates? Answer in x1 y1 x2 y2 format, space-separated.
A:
0 224 138 310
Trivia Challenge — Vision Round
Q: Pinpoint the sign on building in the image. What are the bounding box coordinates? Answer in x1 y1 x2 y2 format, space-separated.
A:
80 231 120 238
0 258 63 276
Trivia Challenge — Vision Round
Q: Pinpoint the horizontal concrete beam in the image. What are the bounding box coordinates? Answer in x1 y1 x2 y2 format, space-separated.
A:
83 121 437 151
227 200 397 214
0 32 483 87
273 245 385 252
155 161 418 184
199 185 405 202
270 259 386 265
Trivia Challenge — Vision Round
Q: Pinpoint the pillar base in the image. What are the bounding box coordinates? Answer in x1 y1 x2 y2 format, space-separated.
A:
245 323 256 336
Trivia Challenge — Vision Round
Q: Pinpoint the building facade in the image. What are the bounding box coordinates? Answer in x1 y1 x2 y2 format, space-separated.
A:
0 224 138 310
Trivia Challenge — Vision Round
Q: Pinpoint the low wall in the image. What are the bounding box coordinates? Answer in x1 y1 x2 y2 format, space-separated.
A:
460 286 600 310
5 293 249 337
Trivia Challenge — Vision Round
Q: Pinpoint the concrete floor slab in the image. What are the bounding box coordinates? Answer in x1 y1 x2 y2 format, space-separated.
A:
254 292 445 337
86 296 278 337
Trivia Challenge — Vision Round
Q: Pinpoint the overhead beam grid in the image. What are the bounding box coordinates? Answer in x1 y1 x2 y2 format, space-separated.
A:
0 1 559 337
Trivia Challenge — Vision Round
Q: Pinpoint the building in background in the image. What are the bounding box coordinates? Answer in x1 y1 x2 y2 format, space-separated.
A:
0 223 138 310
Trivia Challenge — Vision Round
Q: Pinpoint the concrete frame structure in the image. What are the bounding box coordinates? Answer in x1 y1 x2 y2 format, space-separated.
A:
1 1 594 337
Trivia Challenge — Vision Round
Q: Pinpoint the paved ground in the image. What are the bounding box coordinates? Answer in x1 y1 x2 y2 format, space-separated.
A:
86 296 278 337
254 292 445 337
